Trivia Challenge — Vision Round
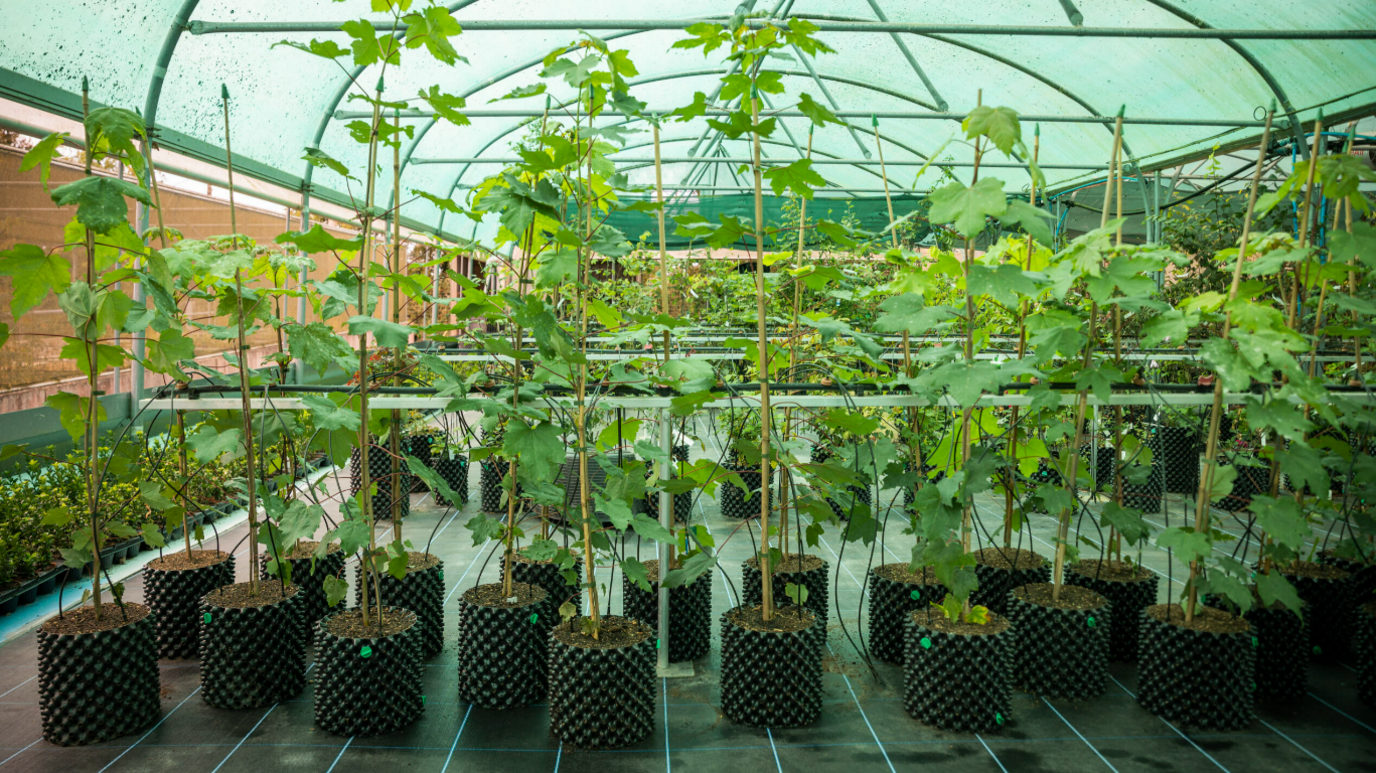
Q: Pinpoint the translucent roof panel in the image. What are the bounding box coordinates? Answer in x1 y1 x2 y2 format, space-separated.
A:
1 0 1372 243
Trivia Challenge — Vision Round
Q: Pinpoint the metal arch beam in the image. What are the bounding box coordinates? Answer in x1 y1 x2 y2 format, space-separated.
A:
863 0 948 111
791 43 871 158
1136 0 1309 159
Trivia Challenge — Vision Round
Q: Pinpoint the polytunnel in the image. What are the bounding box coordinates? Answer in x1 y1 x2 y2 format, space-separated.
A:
0 2 1374 772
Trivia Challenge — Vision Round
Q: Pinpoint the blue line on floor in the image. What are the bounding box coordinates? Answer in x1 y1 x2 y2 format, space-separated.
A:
95 685 202 773
0 740 38 768
440 704 473 773
553 741 563 773
209 703 276 773
663 678 671 773
324 737 354 773
766 728 783 772
1307 692 1376 735
1258 719 1341 773
1108 675 1229 772
975 734 1009 773
1042 697 1119 772
0 676 34 699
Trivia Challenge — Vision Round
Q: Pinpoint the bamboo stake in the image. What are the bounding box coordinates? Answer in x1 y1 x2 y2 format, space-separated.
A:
356 83 385 628
1110 128 1125 561
1003 126 1039 548
780 126 814 562
1053 107 1123 603
79 78 104 618
1185 107 1275 622
574 83 601 635
221 85 261 596
390 108 404 545
751 90 775 621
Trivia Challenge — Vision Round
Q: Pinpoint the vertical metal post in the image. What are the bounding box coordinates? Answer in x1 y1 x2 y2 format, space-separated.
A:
296 188 311 385
657 408 672 673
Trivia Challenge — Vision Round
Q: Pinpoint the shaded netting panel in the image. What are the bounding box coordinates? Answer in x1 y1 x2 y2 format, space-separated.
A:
604 194 932 249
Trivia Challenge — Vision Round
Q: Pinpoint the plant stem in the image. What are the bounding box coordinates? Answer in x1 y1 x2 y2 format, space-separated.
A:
357 96 383 628
391 108 405 546
574 83 600 635
80 80 102 618
751 93 774 621
1004 130 1038 549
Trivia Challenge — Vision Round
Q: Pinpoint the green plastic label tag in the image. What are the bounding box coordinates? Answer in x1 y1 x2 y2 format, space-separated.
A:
422 695 427 706
919 637 932 650
203 613 212 624
529 613 539 624
910 589 921 601
360 645 373 659
656 638 661 649
1252 636 1259 648
995 712 1004 725
1313 645 1323 655
1087 616 1097 628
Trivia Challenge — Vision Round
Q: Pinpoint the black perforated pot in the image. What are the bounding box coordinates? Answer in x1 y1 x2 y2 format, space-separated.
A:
720 466 772 519
260 542 346 630
199 583 308 709
1205 593 1307 700
1278 562 1350 661
548 617 656 748
403 433 436 492
1321 550 1376 656
970 548 1049 615
742 555 829 629
1358 602 1376 709
456 583 554 709
1122 463 1164 514
1007 583 1111 699
1079 445 1116 493
720 605 824 728
433 455 470 507
1216 464 1268 512
503 554 579 613
144 551 235 659
621 559 712 663
1154 426 1201 495
352 555 445 659
866 564 946 665
903 609 1013 733
479 460 509 513
350 446 411 520
37 604 161 747
1135 604 1254 730
1066 561 1158 663
313 607 424 737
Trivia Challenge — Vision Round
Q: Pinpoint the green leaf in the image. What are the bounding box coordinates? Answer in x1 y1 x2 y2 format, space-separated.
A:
0 244 71 318
20 132 69 191
762 158 826 199
301 394 361 432
796 93 838 126
928 178 1007 239
42 506 73 527
348 316 414 348
341 18 400 67
1157 527 1211 562
968 263 1037 307
323 575 349 608
301 147 353 179
140 523 166 550
535 248 578 289
273 38 351 59
1329 222 1376 270
1242 397 1312 442
329 518 372 556
145 328 195 376
188 425 244 464
59 337 125 379
962 105 1021 155
873 294 957 335
1139 308 1199 348
1255 571 1303 615
488 83 547 103
51 176 150 234
1277 441 1328 495
661 551 716 589
287 322 355 376
418 85 469 127
85 107 147 176
1207 462 1238 502
503 421 564 479
1099 502 1152 546
1247 495 1308 549
661 358 716 393
621 557 652 592
402 4 464 65
276 224 362 255
999 199 1054 245
669 91 710 123
45 391 105 443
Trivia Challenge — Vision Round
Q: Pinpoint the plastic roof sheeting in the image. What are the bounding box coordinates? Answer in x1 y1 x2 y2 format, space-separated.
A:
2 0 1374 244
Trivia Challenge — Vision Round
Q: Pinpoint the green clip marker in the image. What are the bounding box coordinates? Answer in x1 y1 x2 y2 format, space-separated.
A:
529 613 539 624
656 639 662 650
1252 636 1259 648
203 613 212 624
910 589 921 601
1087 616 1097 628
919 637 932 650
360 645 373 659
1313 645 1322 655
439 570 444 581
995 712 1004 725
1250 682 1257 692
422 695 427 706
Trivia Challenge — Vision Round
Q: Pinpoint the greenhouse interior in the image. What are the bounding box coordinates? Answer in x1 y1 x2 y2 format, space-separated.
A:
0 1 1375 771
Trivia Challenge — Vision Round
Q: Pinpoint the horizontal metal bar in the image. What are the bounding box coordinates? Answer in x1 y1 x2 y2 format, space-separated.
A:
141 390 1372 413
413 156 1102 169
435 351 1359 364
338 108 1265 128
189 18 1376 39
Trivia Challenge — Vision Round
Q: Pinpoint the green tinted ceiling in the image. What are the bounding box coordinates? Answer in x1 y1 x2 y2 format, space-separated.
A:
2 0 1374 244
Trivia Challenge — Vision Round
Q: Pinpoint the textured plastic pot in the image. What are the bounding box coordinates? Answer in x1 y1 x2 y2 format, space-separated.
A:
811 444 873 520
866 564 946 665
1205 594 1307 700
1122 463 1164 514
1136 604 1254 730
1216 464 1267 512
1066 560 1158 663
260 542 346 630
1278 562 1350 661
742 554 829 629
456 583 554 709
719 466 772 519
903 609 1013 733
199 582 307 709
314 607 424 736
37 603 161 746
1007 583 1111 699
1154 426 1201 495
350 446 412 520
720 605 824 728
433 455 470 507
1078 446 1116 493
1358 602 1376 709
548 617 656 748
353 554 445 659
143 550 235 659
403 433 436 492
503 554 579 613
971 548 1050 615
1322 550 1376 655
621 559 712 663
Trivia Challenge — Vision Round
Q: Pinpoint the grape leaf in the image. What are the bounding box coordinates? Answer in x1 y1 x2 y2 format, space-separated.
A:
927 178 1007 239
0 243 71 318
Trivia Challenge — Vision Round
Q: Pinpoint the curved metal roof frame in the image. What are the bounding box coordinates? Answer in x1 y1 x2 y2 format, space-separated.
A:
2 0 1373 244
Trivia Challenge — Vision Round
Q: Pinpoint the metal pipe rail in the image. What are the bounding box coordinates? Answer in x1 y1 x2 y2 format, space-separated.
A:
411 156 1105 170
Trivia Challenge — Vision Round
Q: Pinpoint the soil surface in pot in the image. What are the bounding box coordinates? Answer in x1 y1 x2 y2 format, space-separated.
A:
399 551 441 572
1280 561 1349 580
281 541 341 560
1070 559 1153 583
324 609 416 638
974 547 1045 570
914 609 1010 637
1147 603 1249 634
464 582 543 608
553 617 651 649
205 581 298 609
42 602 151 635
728 604 815 634
147 550 231 572
875 563 940 585
745 553 825 574
1014 583 1103 611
